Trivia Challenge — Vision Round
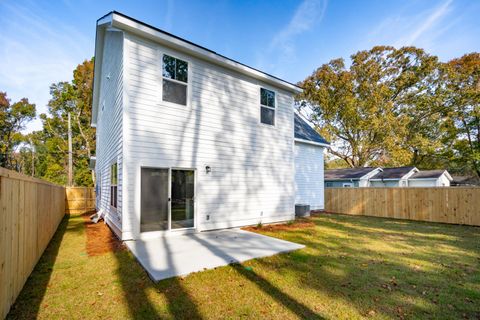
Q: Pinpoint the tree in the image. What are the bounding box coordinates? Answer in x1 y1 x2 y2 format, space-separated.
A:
297 46 444 168
0 92 36 169
441 53 480 177
34 58 95 186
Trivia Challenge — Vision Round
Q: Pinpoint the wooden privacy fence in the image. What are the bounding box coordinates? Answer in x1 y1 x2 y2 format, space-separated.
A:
65 187 96 214
0 168 65 318
325 187 480 226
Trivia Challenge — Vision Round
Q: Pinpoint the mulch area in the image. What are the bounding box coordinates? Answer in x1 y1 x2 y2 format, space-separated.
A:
242 218 315 232
82 213 125 257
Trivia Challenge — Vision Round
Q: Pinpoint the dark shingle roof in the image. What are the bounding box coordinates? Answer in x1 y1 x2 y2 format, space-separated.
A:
451 175 480 186
410 170 447 179
324 167 379 180
370 166 416 180
294 114 329 145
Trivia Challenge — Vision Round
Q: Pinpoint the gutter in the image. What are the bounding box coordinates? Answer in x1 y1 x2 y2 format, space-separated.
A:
294 138 330 148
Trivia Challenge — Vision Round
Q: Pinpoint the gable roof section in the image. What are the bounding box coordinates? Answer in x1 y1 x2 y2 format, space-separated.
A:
324 167 379 180
294 113 329 147
92 11 303 125
370 166 417 180
410 170 452 180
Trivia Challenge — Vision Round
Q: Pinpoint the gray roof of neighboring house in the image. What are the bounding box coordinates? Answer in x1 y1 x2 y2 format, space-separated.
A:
324 167 379 180
370 166 416 180
294 114 329 145
410 170 447 179
451 175 480 186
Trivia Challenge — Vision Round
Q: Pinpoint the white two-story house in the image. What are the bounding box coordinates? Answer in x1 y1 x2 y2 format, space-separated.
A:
92 11 328 240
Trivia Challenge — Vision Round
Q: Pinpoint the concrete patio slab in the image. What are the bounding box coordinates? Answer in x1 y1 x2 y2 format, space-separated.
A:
125 228 304 281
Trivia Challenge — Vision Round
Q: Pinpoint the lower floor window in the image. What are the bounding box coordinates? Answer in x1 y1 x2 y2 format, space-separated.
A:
110 185 117 208
111 163 118 208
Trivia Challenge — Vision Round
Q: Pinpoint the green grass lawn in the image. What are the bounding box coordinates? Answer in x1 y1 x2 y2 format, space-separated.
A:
8 213 480 319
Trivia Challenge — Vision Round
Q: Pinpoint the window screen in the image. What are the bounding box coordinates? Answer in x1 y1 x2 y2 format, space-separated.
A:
261 107 275 125
163 80 187 105
162 54 188 105
260 88 275 125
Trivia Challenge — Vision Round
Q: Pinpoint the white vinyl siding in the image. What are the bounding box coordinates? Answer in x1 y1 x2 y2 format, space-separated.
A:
122 33 295 238
95 30 123 237
408 175 451 187
294 142 325 210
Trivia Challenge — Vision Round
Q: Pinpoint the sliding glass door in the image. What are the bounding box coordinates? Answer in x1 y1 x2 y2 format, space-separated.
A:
171 169 195 229
141 168 169 232
140 168 195 232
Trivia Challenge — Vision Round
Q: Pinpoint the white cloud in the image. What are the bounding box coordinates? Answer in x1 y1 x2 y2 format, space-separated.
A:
0 2 93 132
257 0 328 77
366 0 457 55
400 0 452 45
164 0 175 31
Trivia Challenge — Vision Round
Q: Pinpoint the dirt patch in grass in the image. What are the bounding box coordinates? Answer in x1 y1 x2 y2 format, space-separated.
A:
82 213 125 256
243 218 315 232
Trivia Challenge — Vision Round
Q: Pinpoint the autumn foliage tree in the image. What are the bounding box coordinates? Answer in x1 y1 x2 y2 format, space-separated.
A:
0 92 36 169
441 53 480 177
297 46 479 177
32 58 95 186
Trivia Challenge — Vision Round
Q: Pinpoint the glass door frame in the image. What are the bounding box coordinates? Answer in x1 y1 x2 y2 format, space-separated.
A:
139 166 197 234
169 167 196 231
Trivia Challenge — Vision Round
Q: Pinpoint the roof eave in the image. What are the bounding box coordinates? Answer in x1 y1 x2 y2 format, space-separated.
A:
443 170 453 181
358 167 383 180
294 138 329 148
91 13 114 127
109 12 302 94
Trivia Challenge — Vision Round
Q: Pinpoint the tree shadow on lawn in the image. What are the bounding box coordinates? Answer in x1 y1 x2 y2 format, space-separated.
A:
312 214 480 262
189 233 325 319
113 249 203 320
254 214 480 319
7 214 75 319
113 235 323 319
113 229 326 319
315 213 480 244
113 241 203 319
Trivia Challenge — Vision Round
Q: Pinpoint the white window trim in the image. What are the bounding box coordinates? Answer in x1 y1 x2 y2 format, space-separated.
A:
259 87 276 127
342 183 353 188
159 51 191 108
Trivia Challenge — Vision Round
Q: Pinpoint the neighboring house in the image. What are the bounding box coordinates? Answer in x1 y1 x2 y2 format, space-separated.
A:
325 166 453 188
324 167 383 188
294 113 330 210
408 170 453 187
92 12 327 240
369 166 418 187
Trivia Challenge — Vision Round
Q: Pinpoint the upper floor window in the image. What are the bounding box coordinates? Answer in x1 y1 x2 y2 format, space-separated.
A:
162 54 188 106
260 88 275 125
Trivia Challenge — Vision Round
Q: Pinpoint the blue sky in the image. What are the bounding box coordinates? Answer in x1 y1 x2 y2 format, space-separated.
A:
0 0 479 132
